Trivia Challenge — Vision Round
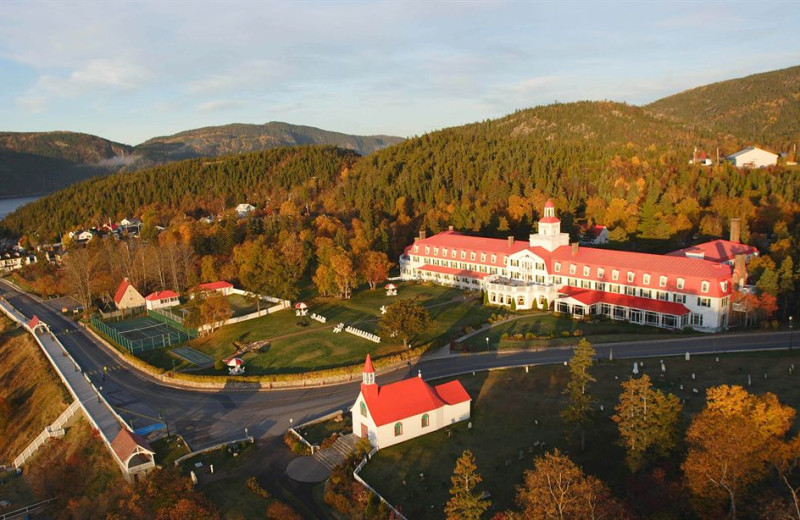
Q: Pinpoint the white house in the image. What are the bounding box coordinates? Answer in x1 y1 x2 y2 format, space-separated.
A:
144 290 180 310
114 279 146 310
194 280 234 296
581 225 609 245
351 355 471 449
0 251 35 273
727 146 778 168
236 203 256 217
76 230 94 242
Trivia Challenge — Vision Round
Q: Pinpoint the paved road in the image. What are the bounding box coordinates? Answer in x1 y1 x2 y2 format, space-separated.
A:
0 279 794 451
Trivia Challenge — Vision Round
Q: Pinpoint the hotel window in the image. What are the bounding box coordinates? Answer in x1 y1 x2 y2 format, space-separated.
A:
503 256 508 264
554 262 561 273
625 286 636 296
570 265 576 275
673 294 686 304
433 247 438 256
691 313 704 326
536 262 545 271
413 245 419 253
657 291 669 301
597 268 605 279
659 276 667 287
360 401 367 417
451 250 456 258
425 247 430 254
627 272 635 283
491 254 497 264
610 284 621 294
442 248 447 256
553 276 562 284
677 278 684 290
612 269 619 281
640 289 652 298
595 282 606 292
481 253 486 262
697 297 711 307
583 266 590 276
394 422 403 436
643 274 651 285
721 281 728 292
470 252 476 261
581 280 592 289
701 281 709 293
421 414 429 428
460 251 466 260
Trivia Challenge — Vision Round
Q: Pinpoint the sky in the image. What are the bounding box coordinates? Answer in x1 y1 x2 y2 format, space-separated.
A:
1 1 798 146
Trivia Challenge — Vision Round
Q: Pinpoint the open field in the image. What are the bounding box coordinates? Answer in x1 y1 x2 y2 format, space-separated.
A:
360 350 800 519
0 317 70 462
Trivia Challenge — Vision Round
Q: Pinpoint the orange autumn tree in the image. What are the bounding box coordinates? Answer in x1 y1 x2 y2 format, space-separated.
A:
683 385 796 519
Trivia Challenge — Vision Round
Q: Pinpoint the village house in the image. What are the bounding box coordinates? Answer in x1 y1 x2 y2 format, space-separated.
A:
194 280 234 296
351 355 471 449
235 203 256 217
144 290 180 310
400 200 752 332
114 279 146 310
0 250 36 273
580 224 609 245
727 146 779 168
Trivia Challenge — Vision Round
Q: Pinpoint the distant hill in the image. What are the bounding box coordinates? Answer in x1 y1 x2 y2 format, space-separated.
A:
133 122 404 166
0 132 134 197
0 124 402 198
646 65 800 152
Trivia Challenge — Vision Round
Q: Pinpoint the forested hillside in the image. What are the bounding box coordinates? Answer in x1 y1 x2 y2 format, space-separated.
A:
134 121 403 165
646 65 800 152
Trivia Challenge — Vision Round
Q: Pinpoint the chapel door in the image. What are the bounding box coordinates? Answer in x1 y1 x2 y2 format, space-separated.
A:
361 424 369 438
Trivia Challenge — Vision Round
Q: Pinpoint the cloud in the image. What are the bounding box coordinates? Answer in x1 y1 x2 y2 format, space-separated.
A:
16 95 46 113
195 99 244 113
36 59 151 95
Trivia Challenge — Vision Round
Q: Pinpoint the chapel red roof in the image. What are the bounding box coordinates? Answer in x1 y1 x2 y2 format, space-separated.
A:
114 279 132 304
197 281 234 291
363 353 375 374
145 290 179 301
666 240 758 264
362 377 471 427
558 286 691 315
111 428 154 462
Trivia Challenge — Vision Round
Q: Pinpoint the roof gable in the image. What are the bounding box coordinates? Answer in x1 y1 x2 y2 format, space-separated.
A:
362 377 470 426
114 280 133 304
111 429 154 462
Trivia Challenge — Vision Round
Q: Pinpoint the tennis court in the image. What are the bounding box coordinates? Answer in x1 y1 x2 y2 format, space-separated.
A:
91 314 195 354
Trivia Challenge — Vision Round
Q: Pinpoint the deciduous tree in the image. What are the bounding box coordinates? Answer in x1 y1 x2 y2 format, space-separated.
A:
359 250 393 290
378 297 432 348
445 450 490 520
561 338 596 450
612 374 682 472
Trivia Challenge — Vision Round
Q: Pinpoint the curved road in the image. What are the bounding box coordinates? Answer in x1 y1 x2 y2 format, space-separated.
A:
0 279 794 450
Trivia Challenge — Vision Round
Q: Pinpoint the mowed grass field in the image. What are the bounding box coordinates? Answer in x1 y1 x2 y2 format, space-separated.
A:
0 317 70 461
360 350 800 519
185 283 489 375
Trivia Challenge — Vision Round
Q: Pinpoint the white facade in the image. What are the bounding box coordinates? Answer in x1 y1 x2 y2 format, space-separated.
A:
145 295 180 310
727 147 778 168
236 203 255 217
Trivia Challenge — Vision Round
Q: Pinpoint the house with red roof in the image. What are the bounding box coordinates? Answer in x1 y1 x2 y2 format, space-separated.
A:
144 290 180 310
194 280 234 296
113 278 145 310
351 355 471 449
400 200 751 332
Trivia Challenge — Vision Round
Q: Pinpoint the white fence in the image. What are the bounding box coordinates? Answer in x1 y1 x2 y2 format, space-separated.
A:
13 401 80 468
311 313 327 323
353 448 407 520
345 326 381 343
197 293 290 333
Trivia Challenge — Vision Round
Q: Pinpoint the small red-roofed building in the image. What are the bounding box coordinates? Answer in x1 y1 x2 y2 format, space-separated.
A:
144 290 180 310
351 355 471 449
194 280 234 296
111 428 155 481
113 278 145 310
580 224 609 245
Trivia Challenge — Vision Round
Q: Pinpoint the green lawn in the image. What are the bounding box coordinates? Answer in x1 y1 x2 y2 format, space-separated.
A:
360 350 800 519
297 413 353 446
150 435 191 466
226 294 259 317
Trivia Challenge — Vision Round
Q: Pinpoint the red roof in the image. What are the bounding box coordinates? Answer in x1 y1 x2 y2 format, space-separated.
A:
197 281 233 291
363 354 375 374
558 286 690 315
539 216 561 224
145 290 179 301
667 240 758 263
544 199 555 208
111 428 154 462
28 315 40 329
114 279 132 304
362 377 471 427
405 230 528 268
418 264 491 279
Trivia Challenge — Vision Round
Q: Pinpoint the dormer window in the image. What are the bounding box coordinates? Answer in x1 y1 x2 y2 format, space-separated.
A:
413 245 419 253
583 266 590 276
460 251 466 259
627 272 635 283
570 265 576 275
659 276 667 287
721 281 728 292
612 270 619 281
451 250 456 258
470 252 476 261
442 248 447 256
643 274 651 285
480 253 486 262
701 281 710 293
491 254 497 264
425 246 430 255
598 268 605 279
554 262 561 273
434 247 439 256
677 278 684 290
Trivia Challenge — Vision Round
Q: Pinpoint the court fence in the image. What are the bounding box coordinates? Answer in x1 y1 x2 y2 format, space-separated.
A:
147 308 198 337
90 315 194 354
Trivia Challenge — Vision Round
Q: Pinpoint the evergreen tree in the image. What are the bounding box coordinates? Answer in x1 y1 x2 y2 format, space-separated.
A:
561 338 596 451
444 450 490 520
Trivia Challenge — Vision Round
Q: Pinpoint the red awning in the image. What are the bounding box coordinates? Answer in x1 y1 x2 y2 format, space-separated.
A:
558 287 690 316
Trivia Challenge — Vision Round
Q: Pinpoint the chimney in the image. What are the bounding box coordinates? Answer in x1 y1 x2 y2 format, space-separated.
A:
733 254 747 288
730 218 741 243
448 225 454 231
419 229 426 240
571 242 579 256
508 236 515 247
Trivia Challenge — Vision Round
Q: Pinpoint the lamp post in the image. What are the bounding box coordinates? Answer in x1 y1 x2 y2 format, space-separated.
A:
485 337 489 351
159 410 171 439
790 316 794 350
97 386 103 403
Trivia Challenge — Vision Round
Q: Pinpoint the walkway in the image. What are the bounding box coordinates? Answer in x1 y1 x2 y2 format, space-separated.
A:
0 299 122 445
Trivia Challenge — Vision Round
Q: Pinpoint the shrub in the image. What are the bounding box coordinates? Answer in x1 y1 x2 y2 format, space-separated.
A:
320 432 339 450
552 311 562 318
501 333 509 339
283 432 310 455
214 359 224 371
246 476 270 499
573 329 583 337
266 500 302 520
525 332 535 340
561 331 571 337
